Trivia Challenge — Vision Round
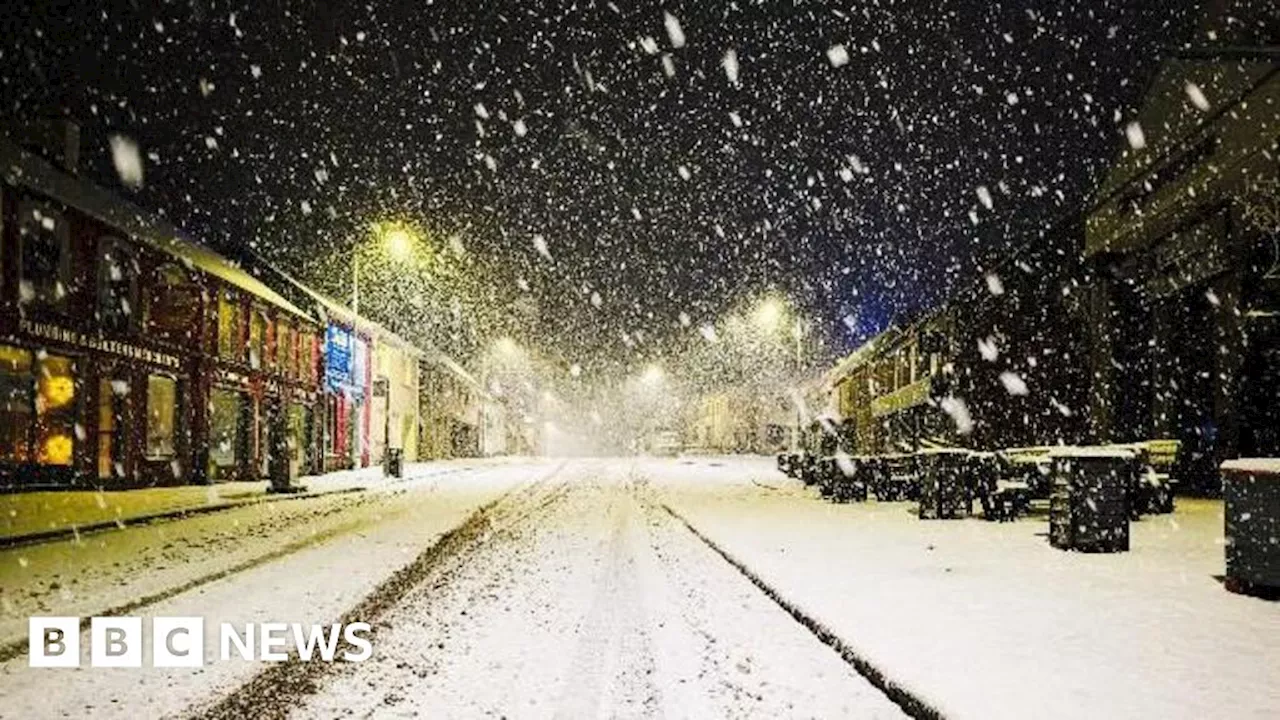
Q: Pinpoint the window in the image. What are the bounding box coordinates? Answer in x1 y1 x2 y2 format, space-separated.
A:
146 263 200 338
98 237 138 333
276 318 292 376
35 354 77 466
97 376 130 480
18 199 71 307
248 306 268 369
145 375 177 460
0 344 34 462
218 290 241 361
209 387 242 478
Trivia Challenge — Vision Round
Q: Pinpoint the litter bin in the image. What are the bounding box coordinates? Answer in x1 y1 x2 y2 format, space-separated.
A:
384 447 404 479
917 448 972 519
1048 447 1135 553
1221 458 1280 598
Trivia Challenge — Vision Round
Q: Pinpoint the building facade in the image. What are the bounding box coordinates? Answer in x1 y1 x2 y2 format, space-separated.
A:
1085 34 1279 490
0 133 324 490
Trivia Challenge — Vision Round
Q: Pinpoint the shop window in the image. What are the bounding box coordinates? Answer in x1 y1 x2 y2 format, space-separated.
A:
18 199 71 307
0 344 34 462
209 387 242 478
146 263 201 339
97 376 130 480
35 354 77 466
98 237 138 333
218 290 241 361
248 306 268 369
145 375 177 460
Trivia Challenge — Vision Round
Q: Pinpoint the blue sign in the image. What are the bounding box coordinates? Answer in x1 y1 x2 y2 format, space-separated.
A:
325 323 352 392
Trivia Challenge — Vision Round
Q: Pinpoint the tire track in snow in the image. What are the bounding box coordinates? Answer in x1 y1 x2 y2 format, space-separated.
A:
184 460 571 720
661 502 948 720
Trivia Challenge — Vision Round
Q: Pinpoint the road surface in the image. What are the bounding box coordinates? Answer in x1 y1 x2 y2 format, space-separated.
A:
0 458 907 720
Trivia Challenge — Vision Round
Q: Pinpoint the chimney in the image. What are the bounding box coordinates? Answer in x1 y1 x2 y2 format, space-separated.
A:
15 115 81 175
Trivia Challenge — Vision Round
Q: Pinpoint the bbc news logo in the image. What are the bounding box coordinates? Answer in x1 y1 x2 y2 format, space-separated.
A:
29 617 372 668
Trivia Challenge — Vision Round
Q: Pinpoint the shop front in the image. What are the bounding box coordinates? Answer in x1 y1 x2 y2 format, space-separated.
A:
1 319 188 490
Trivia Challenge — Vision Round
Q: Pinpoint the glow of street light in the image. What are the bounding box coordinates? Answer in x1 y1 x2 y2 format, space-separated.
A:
494 337 519 357
384 228 413 260
754 297 784 330
642 364 665 384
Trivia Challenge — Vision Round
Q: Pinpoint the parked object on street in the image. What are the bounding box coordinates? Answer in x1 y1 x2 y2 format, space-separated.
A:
1221 458 1280 599
916 448 972 519
1049 447 1135 553
384 447 405 479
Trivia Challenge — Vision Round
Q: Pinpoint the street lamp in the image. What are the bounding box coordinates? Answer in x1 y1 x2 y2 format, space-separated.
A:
642 364 665 384
352 221 420 315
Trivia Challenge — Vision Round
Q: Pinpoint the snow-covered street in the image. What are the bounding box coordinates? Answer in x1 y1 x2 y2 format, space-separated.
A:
1 457 1277 719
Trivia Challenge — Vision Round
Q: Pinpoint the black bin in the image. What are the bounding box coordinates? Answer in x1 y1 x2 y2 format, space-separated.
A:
917 449 971 519
1221 459 1280 598
385 447 404 478
1048 448 1134 553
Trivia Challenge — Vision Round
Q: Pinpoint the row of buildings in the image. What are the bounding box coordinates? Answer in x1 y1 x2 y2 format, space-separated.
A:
0 125 510 491
815 24 1279 493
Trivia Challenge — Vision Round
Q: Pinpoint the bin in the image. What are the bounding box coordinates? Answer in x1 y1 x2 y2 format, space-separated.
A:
1221 458 1280 598
384 447 405 479
917 448 972 519
1048 447 1134 552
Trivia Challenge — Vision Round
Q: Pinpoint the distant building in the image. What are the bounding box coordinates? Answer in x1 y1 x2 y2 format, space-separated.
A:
1085 4 1279 489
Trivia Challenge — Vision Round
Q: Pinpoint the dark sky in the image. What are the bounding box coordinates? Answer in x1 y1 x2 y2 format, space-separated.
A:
0 0 1204 367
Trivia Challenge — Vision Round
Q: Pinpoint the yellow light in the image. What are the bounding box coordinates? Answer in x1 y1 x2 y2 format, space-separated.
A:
642 364 664 384
754 298 784 330
384 228 413 260
494 337 519 357
39 375 75 410
41 434 74 465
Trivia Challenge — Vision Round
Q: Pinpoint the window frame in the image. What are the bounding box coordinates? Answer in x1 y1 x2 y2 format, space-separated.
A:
143 373 179 461
17 197 72 309
97 235 139 334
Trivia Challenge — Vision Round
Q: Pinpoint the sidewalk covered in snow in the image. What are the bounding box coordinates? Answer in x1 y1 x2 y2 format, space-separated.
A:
0 458 510 545
648 456 1280 720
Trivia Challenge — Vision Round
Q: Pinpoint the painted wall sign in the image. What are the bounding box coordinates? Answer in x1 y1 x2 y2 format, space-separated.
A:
17 319 182 369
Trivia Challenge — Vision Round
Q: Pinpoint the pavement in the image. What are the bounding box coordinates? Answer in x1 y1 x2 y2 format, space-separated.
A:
0 458 508 547
0 456 1275 720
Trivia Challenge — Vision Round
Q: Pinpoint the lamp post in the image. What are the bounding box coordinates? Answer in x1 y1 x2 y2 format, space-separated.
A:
352 222 416 316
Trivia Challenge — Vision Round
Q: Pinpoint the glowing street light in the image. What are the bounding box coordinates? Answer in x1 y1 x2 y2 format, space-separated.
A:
494 336 520 359
754 297 784 331
642 364 665 384
352 220 421 314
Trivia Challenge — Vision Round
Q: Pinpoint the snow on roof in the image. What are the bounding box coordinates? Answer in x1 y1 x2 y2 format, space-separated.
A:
1220 458 1280 475
0 137 314 323
1047 446 1136 459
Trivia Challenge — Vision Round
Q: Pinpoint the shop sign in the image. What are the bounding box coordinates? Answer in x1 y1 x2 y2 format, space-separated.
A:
18 319 181 369
325 323 352 391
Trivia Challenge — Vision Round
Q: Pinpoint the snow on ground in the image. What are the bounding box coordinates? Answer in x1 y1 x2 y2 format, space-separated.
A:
648 456 1280 720
286 458 905 720
0 461 542 720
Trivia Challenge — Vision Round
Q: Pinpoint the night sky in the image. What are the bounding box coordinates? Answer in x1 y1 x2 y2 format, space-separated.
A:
0 0 1205 368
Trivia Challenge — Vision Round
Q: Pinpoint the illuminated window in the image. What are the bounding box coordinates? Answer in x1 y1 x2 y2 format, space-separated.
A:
276 319 292 376
218 290 241 360
146 263 200 339
0 344 34 463
35 354 77 466
18 199 71 307
209 387 242 478
145 375 177 460
248 306 268 369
